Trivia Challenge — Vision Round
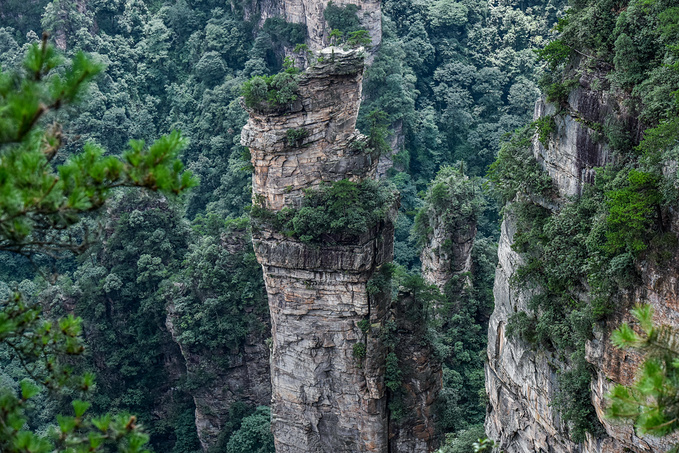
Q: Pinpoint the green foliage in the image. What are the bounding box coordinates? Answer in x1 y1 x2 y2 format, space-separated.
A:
604 169 662 254
324 2 362 35
544 78 578 107
366 109 391 157
430 236 497 433
606 304 679 443
360 0 558 179
0 294 151 453
0 36 203 453
535 40 572 70
285 128 310 147
171 216 268 352
436 424 485 453
262 17 306 46
385 352 402 391
352 342 366 360
242 71 299 111
414 164 484 255
534 115 556 148
0 38 195 255
367 262 397 297
346 30 372 48
252 179 396 244
225 406 274 453
554 353 605 443
357 318 370 334
487 125 555 204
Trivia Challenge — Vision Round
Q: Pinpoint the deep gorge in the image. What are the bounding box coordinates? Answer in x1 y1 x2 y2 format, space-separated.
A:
1 0 678 452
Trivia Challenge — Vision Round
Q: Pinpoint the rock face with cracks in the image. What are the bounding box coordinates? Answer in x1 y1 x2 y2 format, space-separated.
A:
485 60 679 453
242 48 393 452
254 0 382 53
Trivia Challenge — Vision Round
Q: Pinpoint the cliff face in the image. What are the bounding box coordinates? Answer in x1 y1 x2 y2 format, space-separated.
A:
242 48 392 452
485 61 679 452
254 0 381 52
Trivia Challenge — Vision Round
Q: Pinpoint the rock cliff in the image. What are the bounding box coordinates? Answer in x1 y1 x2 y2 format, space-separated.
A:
485 60 679 452
242 47 393 452
254 0 381 52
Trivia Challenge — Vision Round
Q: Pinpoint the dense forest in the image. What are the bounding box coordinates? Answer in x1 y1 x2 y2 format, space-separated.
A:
3 0 679 452
0 0 563 451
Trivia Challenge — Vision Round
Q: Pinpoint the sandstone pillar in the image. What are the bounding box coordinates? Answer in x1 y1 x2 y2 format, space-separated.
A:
241 48 391 453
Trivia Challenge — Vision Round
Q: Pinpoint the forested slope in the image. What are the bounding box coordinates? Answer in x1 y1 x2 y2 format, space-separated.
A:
0 0 572 451
486 0 679 451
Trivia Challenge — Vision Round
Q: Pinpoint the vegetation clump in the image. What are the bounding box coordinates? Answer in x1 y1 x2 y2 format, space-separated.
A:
242 58 301 111
251 179 396 244
285 128 310 147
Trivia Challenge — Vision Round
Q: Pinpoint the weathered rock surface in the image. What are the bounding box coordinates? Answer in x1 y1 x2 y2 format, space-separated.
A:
485 60 679 452
388 292 442 453
419 211 475 292
243 48 392 452
242 48 373 211
255 0 381 53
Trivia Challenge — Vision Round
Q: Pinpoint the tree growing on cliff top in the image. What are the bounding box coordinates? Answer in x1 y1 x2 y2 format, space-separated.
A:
0 36 195 453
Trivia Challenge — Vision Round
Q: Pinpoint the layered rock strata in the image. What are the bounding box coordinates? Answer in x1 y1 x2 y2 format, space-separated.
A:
242 48 392 452
485 59 679 452
256 0 381 52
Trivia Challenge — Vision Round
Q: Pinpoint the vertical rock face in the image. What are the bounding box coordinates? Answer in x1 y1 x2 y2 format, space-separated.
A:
256 0 381 52
485 62 679 453
242 48 373 212
419 211 476 292
242 48 393 452
388 291 442 453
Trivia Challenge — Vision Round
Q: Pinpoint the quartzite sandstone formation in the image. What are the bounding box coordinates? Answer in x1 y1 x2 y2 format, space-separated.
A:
485 58 679 453
255 0 381 53
242 47 393 452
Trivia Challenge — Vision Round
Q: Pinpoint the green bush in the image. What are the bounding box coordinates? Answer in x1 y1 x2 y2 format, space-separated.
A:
534 115 556 148
545 79 578 107
286 128 310 147
385 352 402 391
242 67 300 111
252 179 396 244
535 40 572 70
352 342 367 359
487 125 555 204
226 406 274 453
604 169 661 254
324 1 362 34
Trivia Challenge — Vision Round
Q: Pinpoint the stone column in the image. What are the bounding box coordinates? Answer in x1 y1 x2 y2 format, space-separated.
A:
241 48 391 453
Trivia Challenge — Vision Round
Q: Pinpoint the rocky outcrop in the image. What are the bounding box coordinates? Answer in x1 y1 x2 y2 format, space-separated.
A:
242 48 393 452
388 291 441 453
419 212 475 293
255 0 381 52
242 48 373 212
485 60 679 452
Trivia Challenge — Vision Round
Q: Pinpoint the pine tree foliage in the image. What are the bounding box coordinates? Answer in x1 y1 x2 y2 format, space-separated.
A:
607 304 679 449
0 35 195 256
0 37 195 453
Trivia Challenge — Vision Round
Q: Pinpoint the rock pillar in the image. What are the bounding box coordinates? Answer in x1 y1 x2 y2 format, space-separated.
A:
241 47 392 453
